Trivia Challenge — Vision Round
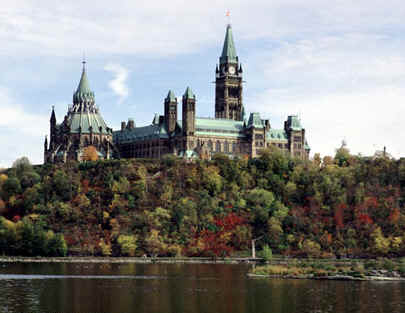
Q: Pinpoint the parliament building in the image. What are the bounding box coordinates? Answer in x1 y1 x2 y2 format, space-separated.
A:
44 25 310 163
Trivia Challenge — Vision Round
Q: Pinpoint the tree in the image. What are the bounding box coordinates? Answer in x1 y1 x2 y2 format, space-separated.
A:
144 229 167 257
2 177 21 200
117 234 137 256
82 146 99 161
12 157 33 177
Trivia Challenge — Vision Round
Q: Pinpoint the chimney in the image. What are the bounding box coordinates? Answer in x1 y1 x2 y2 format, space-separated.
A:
127 119 135 129
265 119 270 131
121 121 126 131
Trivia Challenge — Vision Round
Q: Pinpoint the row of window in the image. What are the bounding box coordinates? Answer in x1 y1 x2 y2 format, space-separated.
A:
196 128 240 134
204 140 237 153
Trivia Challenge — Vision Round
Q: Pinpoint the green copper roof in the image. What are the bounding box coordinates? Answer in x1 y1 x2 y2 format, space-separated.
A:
248 113 264 128
195 117 245 138
113 124 169 143
68 112 110 135
183 87 195 99
220 24 238 64
287 115 303 131
166 90 176 102
73 64 95 104
267 129 288 141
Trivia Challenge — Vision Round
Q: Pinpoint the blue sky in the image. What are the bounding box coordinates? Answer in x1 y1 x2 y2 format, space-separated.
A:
1 0 405 167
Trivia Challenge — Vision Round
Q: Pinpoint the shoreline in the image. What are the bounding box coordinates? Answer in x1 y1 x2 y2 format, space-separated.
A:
0 256 260 264
248 273 405 281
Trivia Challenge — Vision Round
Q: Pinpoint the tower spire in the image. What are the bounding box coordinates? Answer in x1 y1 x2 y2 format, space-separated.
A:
72 60 95 112
220 24 237 64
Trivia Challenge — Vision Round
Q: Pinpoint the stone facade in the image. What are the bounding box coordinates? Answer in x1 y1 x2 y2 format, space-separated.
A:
113 25 310 160
44 63 116 163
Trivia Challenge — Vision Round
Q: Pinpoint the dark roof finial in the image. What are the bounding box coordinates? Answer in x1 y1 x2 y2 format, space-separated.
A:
82 52 86 71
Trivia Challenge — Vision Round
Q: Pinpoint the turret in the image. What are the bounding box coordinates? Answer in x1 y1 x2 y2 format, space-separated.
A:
164 90 177 134
182 87 196 136
49 106 56 149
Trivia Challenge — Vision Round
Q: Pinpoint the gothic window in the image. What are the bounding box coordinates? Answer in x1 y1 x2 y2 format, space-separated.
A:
208 140 213 151
216 141 221 152
224 141 229 153
278 143 282 148
232 142 237 153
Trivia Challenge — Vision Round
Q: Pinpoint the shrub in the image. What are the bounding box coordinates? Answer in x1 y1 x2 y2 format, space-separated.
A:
383 258 395 271
262 244 273 261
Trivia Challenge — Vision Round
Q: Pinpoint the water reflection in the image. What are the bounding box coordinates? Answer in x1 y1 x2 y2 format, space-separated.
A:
0 262 404 313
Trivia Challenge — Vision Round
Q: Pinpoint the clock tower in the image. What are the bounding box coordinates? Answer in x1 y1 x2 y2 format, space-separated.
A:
215 24 244 121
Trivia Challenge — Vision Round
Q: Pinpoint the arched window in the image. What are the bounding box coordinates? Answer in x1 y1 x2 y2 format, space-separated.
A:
216 141 221 152
224 141 229 153
208 140 213 151
232 142 237 153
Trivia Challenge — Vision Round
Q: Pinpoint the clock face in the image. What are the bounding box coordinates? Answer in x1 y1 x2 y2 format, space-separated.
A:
229 66 236 74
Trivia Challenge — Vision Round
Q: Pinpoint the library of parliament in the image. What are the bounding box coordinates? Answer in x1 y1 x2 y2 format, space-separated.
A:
44 24 310 163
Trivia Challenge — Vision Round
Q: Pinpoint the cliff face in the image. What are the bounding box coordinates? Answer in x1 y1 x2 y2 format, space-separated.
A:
1 151 404 258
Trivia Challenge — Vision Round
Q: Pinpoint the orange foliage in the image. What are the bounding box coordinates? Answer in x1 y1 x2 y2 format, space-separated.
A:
0 199 6 214
358 213 373 225
82 146 99 161
389 208 400 224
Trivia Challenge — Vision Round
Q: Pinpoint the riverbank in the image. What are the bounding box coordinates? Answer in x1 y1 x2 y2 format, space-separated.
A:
250 259 405 281
0 256 260 264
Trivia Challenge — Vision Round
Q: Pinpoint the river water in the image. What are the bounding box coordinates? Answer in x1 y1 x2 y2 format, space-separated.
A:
0 262 404 313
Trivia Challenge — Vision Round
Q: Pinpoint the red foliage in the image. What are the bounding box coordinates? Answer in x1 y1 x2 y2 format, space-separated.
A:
334 203 346 229
358 213 373 225
189 213 246 257
12 215 20 223
214 213 244 231
82 179 90 193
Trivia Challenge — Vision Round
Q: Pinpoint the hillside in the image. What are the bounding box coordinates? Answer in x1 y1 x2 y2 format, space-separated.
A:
1 147 405 258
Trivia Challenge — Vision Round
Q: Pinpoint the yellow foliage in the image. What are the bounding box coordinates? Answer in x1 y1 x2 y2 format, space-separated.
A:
8 196 17 206
302 239 321 258
110 218 120 238
145 229 167 256
371 227 390 254
82 145 99 161
2 219 16 231
167 244 183 257
117 234 137 256
28 214 39 220
99 239 112 256
0 174 7 187
391 236 402 252
46 230 55 240
103 211 110 219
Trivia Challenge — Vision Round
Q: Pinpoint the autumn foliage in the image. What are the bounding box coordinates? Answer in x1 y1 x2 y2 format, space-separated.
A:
82 146 99 161
1 148 405 258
